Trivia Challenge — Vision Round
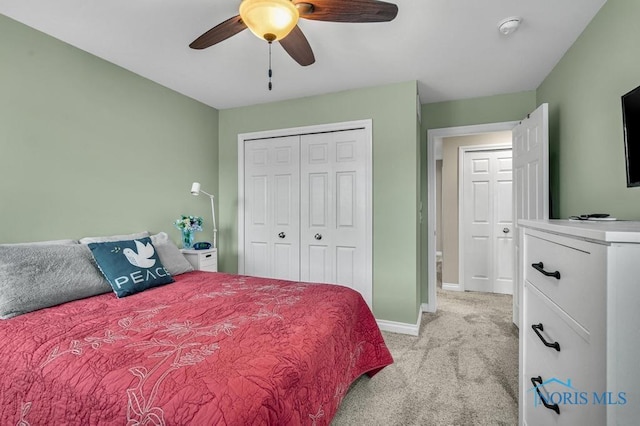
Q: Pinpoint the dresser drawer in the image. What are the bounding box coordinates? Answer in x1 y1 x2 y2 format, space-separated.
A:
524 232 605 332
522 282 605 426
199 251 217 266
523 369 605 426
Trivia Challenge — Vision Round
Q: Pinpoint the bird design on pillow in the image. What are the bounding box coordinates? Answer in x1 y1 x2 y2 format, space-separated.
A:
123 240 157 269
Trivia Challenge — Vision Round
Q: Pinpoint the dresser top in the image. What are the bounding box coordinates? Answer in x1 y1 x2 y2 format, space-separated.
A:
518 219 640 243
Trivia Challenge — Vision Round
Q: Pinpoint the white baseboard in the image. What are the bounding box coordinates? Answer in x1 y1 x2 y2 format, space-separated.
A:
421 302 435 313
377 312 421 336
442 282 462 292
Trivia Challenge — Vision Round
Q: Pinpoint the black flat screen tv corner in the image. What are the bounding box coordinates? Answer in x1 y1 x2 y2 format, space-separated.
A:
622 84 640 187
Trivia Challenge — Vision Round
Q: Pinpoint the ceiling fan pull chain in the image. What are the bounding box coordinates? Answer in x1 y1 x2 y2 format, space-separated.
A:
268 41 273 91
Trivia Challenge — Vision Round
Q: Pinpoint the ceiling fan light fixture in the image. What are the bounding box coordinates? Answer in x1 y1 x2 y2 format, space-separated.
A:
239 0 299 42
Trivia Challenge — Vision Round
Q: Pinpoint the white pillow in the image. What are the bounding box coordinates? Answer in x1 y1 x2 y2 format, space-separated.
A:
150 232 194 276
79 231 150 244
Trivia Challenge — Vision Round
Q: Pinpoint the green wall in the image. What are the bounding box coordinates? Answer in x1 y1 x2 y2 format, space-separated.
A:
0 15 219 244
421 91 537 132
537 0 640 219
218 81 420 324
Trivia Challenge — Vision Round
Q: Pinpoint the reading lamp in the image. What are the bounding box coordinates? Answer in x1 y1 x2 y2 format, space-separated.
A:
190 182 218 248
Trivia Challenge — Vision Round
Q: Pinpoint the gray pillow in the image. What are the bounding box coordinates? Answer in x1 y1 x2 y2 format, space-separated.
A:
0 244 112 319
79 231 149 244
0 239 77 246
150 232 194 276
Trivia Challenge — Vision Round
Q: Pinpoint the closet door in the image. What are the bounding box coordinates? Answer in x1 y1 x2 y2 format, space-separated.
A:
244 136 300 280
300 129 367 296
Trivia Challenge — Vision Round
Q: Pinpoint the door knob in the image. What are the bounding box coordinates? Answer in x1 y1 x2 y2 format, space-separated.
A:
278 232 286 239
314 233 322 240
503 228 510 234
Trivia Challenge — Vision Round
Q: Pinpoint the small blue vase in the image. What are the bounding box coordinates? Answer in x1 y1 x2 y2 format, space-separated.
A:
181 229 195 249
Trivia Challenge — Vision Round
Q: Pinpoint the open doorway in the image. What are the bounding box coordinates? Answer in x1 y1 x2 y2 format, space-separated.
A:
426 122 518 312
445 134 513 294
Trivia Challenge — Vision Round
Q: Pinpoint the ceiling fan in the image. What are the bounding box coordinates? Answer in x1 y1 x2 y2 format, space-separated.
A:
189 0 399 67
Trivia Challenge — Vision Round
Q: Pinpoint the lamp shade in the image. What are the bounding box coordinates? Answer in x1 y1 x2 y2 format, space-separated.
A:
239 0 299 42
189 182 217 248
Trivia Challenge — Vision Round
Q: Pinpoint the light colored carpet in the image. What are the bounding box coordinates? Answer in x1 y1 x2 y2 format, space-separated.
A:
332 290 518 425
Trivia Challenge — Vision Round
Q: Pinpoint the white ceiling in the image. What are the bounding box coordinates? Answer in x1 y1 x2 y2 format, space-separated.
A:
1 0 607 110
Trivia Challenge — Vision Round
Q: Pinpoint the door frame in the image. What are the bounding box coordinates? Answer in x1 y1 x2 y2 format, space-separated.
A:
426 122 518 312
237 119 373 303
457 144 512 293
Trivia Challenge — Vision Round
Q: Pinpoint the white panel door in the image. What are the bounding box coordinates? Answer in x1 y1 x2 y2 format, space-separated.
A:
244 136 300 280
493 153 514 294
512 103 549 326
300 129 367 299
462 149 513 294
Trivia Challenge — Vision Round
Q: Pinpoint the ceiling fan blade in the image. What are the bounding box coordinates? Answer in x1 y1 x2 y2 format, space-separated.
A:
189 15 247 49
296 0 398 23
279 25 315 66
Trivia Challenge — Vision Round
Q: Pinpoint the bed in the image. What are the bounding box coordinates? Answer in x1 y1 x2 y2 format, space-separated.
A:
0 234 392 425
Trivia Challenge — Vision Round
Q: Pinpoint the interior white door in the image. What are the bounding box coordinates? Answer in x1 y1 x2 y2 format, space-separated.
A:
493 152 514 294
244 136 300 280
300 129 368 300
512 103 549 326
462 148 513 294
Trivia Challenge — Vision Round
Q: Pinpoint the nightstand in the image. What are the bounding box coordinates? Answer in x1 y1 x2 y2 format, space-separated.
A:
181 248 218 272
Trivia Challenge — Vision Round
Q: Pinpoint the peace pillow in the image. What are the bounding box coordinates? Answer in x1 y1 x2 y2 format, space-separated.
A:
88 237 174 298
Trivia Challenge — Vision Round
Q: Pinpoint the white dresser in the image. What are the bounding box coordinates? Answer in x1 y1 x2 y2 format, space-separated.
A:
181 248 218 272
518 220 640 426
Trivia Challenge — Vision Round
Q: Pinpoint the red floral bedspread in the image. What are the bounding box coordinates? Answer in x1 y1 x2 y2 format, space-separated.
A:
0 272 392 425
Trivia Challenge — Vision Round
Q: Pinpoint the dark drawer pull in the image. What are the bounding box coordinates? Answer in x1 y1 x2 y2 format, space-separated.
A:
532 323 561 351
531 376 560 415
205 254 212 258
532 262 561 279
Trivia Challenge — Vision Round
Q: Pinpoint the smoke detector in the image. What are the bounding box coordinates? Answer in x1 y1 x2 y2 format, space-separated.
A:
498 17 522 35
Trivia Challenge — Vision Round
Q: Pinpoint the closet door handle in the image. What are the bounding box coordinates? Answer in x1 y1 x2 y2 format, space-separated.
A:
314 233 322 240
278 232 286 239
531 323 561 351
532 262 561 279
530 376 560 415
